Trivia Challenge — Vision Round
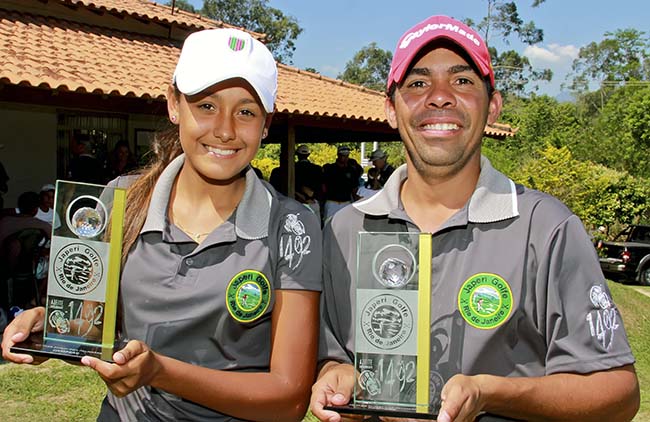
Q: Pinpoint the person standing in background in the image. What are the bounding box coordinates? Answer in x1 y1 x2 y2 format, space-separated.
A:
68 134 105 184
294 144 323 219
107 140 137 181
322 145 362 221
369 148 395 187
34 184 60 230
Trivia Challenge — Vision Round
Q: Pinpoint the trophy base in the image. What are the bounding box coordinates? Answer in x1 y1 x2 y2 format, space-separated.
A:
325 404 520 421
10 331 123 363
325 403 437 420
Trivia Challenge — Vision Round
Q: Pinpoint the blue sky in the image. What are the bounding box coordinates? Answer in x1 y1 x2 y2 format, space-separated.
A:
185 0 650 97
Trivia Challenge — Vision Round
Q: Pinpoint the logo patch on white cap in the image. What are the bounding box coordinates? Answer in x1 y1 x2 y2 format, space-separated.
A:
228 36 246 52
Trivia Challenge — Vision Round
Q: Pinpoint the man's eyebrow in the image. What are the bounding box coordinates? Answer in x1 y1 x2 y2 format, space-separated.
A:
405 64 477 78
449 64 476 74
405 67 431 77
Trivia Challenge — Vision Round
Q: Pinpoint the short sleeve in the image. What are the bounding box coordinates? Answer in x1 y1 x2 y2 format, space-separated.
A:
541 215 635 374
273 206 323 292
317 215 356 364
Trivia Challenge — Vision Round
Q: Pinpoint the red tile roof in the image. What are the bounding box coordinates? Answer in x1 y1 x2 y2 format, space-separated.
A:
0 0 515 134
59 0 263 36
0 7 387 121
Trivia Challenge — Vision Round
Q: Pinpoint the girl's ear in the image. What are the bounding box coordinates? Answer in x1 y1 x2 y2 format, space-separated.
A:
167 85 180 124
263 112 274 137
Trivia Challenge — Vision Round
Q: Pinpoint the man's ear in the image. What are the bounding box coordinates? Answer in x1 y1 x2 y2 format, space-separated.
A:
486 90 503 125
385 97 398 129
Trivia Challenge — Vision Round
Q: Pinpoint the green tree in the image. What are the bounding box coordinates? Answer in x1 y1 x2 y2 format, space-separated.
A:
201 0 302 64
512 144 650 229
466 1 552 97
568 28 650 94
337 43 392 92
164 0 196 13
589 85 650 179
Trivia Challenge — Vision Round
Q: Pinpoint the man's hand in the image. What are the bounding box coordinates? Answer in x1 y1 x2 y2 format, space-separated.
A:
310 362 358 422
437 374 485 422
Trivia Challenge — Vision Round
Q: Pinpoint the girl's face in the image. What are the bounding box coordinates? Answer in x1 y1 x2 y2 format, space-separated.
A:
168 79 271 183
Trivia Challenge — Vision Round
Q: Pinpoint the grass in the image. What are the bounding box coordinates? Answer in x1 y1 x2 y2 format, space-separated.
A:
1 281 649 421
0 359 105 421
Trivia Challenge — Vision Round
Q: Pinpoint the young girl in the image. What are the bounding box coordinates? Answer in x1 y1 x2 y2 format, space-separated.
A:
2 28 322 422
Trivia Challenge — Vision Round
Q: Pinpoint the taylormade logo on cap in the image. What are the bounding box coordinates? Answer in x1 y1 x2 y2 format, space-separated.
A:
400 22 481 49
387 15 494 92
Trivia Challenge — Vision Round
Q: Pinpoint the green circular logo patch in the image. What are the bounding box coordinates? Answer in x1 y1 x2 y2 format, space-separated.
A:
458 273 513 330
226 270 271 323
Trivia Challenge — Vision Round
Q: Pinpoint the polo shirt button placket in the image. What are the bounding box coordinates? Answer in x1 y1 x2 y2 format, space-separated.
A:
185 258 194 266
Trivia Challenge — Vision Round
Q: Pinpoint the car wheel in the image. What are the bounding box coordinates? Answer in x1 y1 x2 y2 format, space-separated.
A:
640 266 650 286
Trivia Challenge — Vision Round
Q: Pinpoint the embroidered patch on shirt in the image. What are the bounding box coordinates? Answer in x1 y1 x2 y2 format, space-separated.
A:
458 273 513 329
586 284 619 350
226 270 271 323
279 213 311 270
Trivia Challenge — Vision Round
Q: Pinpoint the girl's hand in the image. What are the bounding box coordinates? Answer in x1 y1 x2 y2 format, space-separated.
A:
1 307 47 364
81 339 162 397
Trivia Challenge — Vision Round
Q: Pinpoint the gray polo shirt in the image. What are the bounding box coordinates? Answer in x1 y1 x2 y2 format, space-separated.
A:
320 157 634 394
101 155 322 421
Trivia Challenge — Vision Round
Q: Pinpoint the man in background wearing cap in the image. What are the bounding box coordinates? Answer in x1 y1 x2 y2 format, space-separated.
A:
294 144 324 220
369 148 395 187
322 145 363 222
311 15 639 422
35 184 60 230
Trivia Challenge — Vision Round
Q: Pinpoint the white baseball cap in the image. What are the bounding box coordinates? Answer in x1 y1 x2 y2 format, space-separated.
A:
173 28 278 113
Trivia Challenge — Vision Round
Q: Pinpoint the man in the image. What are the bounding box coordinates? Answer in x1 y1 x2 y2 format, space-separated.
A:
68 134 105 184
0 191 52 312
35 184 61 230
0 191 51 249
294 144 324 219
369 148 394 187
322 145 363 221
311 15 639 422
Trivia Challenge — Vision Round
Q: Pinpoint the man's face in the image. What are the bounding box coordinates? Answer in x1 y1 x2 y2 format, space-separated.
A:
372 157 386 170
41 190 55 210
385 43 501 179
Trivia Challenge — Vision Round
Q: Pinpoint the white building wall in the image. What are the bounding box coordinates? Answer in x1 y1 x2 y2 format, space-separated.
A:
0 103 57 208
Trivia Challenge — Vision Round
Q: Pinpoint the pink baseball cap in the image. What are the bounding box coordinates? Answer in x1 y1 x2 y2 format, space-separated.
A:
387 15 494 93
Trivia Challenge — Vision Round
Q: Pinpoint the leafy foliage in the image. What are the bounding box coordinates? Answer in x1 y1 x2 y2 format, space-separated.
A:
164 0 197 13
201 0 302 64
511 144 649 230
588 85 650 179
568 28 650 93
466 1 552 97
337 43 392 92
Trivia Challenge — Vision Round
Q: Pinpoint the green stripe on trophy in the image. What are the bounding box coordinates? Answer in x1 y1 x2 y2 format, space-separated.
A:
101 187 126 361
416 233 432 413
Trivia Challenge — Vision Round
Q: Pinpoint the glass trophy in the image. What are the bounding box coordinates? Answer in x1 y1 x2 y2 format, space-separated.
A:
11 180 126 362
329 231 437 419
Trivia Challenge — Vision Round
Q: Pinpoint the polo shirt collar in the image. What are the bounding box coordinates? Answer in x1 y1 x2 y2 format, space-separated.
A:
354 156 519 224
141 154 272 239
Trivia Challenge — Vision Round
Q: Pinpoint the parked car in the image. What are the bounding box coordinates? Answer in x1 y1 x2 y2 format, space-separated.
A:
597 224 650 286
